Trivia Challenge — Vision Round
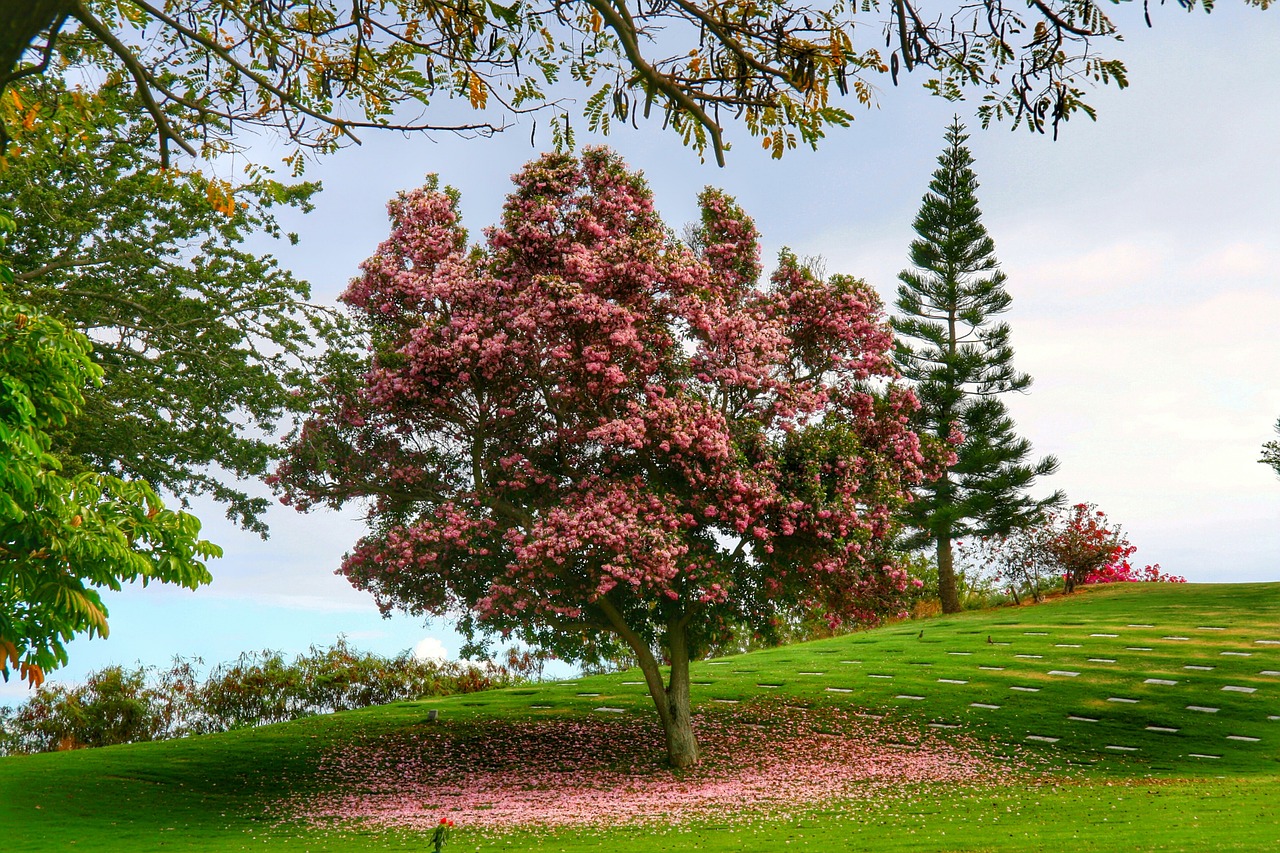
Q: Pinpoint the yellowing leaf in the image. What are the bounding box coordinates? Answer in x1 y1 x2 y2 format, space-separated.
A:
468 72 487 109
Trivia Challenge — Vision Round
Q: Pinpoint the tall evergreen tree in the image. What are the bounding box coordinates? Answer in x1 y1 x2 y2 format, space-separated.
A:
893 119 1062 614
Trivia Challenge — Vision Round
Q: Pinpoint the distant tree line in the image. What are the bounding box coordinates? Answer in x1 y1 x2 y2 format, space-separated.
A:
0 639 515 755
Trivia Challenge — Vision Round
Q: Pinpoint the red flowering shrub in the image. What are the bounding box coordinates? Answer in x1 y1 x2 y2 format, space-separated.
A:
957 502 1181 602
1044 503 1182 593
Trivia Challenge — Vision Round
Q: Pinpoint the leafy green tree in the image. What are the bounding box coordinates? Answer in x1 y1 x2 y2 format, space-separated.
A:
892 119 1061 614
1 1 1271 168
0 213 220 686
1262 419 1280 478
1 79 341 533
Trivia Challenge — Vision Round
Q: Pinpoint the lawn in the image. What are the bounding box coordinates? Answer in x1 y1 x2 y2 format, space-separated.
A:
1 583 1277 851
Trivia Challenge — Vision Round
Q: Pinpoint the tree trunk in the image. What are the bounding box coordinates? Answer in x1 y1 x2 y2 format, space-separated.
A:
597 597 699 768
936 529 962 614
660 617 699 768
0 0 72 86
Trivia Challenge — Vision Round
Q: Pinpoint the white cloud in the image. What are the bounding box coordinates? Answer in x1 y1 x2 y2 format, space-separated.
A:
413 637 449 662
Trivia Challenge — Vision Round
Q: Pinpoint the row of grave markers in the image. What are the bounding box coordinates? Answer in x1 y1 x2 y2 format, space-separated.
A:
533 622 1280 762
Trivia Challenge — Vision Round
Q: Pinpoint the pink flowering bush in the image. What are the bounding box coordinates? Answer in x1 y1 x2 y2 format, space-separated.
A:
1044 503 1182 593
957 502 1181 603
273 149 945 767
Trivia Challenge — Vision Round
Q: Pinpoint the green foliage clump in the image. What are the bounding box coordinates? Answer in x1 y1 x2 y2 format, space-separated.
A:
0 638 515 755
1 78 346 534
0 211 218 686
1262 419 1280 478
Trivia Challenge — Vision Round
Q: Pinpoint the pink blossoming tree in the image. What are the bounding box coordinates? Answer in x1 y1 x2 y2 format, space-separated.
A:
273 149 940 768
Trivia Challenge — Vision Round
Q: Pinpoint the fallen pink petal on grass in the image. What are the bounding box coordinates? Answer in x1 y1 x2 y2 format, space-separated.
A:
276 703 1025 830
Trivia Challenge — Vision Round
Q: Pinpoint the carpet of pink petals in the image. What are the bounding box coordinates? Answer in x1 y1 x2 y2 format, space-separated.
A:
278 703 1024 830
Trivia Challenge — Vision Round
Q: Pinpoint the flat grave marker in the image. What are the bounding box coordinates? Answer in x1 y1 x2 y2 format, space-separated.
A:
1026 735 1059 743
1092 633 1119 638
1185 665 1214 671
1107 697 1139 703
1187 705 1220 713
896 694 925 701
1049 670 1081 677
971 703 1001 709
1226 735 1261 742
824 687 853 694
1221 685 1257 693
1088 658 1117 663
1010 686 1040 693
979 666 1005 671
1106 745 1138 752
1069 716 1100 723
1144 679 1178 686
1146 726 1179 733
1221 651 1253 657
937 678 968 684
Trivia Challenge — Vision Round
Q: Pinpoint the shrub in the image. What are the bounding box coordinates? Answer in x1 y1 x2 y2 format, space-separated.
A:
0 639 515 755
957 502 1182 604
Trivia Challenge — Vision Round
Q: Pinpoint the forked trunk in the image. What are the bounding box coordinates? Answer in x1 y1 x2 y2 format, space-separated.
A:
598 598 700 768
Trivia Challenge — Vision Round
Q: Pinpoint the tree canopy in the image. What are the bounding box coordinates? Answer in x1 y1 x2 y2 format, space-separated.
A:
0 78 343 533
0 214 220 686
273 148 943 766
3 0 1270 168
1262 419 1280 478
893 119 1060 613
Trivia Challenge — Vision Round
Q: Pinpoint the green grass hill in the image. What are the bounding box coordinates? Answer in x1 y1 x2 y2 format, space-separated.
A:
1 582 1277 851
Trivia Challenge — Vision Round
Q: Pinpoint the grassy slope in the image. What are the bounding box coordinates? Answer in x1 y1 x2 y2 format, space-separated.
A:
1 583 1278 851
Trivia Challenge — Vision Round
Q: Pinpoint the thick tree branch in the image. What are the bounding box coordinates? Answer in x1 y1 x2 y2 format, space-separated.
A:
583 0 727 166
69 2 196 166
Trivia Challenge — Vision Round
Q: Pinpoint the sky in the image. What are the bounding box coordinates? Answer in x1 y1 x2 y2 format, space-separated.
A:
4 4 1278 705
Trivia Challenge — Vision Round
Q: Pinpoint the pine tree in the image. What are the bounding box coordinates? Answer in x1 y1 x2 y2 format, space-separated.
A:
893 119 1062 613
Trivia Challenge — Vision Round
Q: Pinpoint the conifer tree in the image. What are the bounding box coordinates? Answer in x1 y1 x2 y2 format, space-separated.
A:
893 119 1062 613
